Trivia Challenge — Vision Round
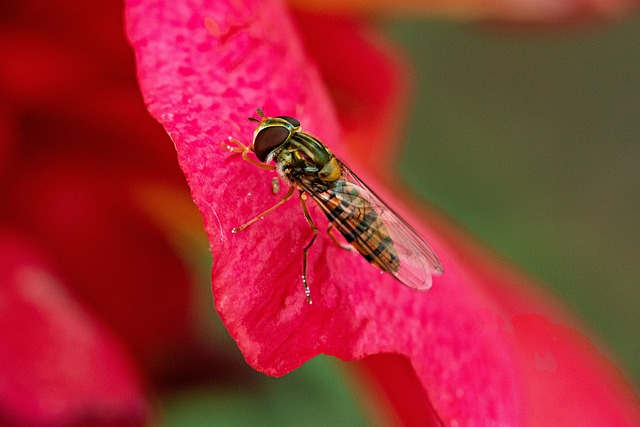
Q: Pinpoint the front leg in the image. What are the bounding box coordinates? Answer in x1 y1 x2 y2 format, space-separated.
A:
222 136 276 171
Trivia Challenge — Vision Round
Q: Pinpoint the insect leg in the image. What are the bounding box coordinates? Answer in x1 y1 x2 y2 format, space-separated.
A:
222 136 276 171
221 136 249 153
299 191 317 304
327 223 354 252
232 186 295 233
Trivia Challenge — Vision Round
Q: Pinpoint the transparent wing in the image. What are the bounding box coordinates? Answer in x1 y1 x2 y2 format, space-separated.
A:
298 160 443 291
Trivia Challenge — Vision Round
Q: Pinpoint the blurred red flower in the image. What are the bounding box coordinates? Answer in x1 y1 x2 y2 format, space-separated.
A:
1 0 638 425
1 1 203 425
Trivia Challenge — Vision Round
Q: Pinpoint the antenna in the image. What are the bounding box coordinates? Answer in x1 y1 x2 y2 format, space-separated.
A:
248 107 265 123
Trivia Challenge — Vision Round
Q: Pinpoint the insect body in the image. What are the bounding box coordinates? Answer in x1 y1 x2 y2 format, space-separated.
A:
223 109 443 303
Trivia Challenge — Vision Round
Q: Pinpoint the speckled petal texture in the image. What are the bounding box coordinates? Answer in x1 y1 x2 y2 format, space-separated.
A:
125 1 640 425
125 0 522 424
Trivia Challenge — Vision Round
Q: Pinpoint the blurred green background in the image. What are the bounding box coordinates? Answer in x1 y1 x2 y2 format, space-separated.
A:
161 16 639 426
391 18 640 388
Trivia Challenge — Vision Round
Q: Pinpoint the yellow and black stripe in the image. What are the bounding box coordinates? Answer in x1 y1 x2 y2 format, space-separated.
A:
312 180 400 274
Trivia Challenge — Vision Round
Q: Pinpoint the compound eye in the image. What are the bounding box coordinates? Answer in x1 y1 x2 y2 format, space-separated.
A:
276 116 301 128
254 126 290 162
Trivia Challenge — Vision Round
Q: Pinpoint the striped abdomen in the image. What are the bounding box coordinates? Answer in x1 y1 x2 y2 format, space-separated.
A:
312 180 400 273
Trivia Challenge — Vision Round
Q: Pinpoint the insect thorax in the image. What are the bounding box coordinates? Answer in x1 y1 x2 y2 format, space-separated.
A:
273 132 335 182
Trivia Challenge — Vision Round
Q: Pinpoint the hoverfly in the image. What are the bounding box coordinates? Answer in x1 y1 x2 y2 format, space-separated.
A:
223 109 443 303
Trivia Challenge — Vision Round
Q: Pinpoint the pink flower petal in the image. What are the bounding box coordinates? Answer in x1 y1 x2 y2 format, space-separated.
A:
352 208 640 425
510 314 640 425
449 232 640 425
0 232 148 426
127 0 524 423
